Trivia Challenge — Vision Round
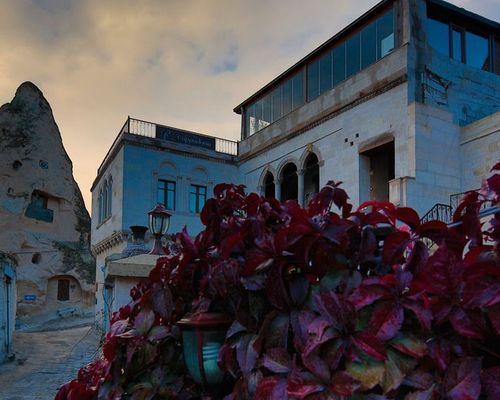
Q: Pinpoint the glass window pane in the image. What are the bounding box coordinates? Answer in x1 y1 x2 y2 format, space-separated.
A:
427 18 449 56
377 8 395 58
452 29 463 61
346 32 360 78
292 71 305 109
307 60 319 101
466 31 489 70
272 87 282 121
495 37 500 75
246 104 255 136
362 21 377 68
282 80 292 115
333 43 346 85
167 191 175 210
319 51 332 94
189 193 196 213
263 95 271 124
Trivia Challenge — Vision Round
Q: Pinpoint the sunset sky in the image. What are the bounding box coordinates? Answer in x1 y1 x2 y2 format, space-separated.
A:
1 0 498 211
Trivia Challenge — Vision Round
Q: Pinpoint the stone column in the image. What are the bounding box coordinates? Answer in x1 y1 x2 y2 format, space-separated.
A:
275 178 281 201
297 169 304 207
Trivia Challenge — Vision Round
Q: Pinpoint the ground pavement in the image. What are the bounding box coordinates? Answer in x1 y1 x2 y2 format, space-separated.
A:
0 324 100 400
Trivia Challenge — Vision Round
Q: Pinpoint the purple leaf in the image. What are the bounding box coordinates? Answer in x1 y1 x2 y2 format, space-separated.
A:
151 286 173 320
134 308 155 336
444 357 481 400
236 334 258 375
262 348 292 374
147 325 169 341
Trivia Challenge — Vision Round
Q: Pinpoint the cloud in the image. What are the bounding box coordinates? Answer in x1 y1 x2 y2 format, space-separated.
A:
0 0 497 211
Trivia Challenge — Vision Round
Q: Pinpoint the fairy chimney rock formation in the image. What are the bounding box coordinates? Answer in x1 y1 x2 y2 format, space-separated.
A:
0 81 95 320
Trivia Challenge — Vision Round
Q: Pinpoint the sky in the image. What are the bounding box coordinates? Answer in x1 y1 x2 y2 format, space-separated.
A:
0 0 498 212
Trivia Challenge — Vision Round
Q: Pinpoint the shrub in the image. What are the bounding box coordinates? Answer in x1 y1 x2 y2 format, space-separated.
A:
56 163 500 400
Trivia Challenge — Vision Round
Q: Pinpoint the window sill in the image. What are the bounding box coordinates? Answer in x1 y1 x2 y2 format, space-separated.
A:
96 215 112 229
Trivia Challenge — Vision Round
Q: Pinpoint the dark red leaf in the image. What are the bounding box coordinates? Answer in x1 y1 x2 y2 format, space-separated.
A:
487 174 500 198
369 302 404 341
330 371 361 396
383 231 411 265
488 303 500 335
393 207 421 229
254 376 287 400
352 331 387 361
482 367 500 400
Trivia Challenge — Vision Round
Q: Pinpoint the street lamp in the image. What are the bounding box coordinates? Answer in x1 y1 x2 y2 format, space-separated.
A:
177 312 232 391
148 204 171 255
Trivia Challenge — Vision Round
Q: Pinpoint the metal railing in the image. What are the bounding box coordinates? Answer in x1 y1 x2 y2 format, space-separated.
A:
421 203 453 224
121 117 238 156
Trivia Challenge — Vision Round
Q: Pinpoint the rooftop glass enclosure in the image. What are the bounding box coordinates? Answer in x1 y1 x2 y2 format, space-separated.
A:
426 2 499 73
243 7 395 139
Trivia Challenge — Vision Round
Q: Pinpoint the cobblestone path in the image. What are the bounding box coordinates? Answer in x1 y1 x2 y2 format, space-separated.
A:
0 325 100 400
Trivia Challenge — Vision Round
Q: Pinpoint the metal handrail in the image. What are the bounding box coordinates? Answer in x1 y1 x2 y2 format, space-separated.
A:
421 203 453 224
123 117 239 156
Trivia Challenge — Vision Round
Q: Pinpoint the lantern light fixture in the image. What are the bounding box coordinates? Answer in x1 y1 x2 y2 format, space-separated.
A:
148 203 172 255
177 312 232 391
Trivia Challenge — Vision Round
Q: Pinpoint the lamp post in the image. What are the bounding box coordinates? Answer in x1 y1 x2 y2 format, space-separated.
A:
148 204 171 255
177 312 232 392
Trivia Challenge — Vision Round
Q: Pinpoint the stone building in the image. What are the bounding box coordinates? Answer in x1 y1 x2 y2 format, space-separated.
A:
92 0 499 325
0 82 95 325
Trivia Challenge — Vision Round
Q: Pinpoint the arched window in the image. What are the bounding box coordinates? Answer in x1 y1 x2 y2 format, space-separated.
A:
102 180 108 221
98 189 103 223
263 171 275 198
106 177 113 216
303 153 320 205
281 163 298 201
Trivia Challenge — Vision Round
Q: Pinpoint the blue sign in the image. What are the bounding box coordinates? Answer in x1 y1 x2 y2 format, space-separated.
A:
156 125 215 150
24 294 36 301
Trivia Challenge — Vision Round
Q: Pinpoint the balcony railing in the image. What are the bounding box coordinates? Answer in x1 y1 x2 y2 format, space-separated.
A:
121 117 238 156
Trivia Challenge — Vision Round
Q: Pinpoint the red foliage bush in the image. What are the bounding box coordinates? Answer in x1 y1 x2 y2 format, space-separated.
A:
56 163 500 400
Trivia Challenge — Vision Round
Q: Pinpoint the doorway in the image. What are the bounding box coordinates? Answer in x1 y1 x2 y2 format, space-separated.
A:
360 141 395 202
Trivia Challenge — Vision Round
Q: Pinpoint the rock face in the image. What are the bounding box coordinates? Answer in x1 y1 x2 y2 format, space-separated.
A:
0 82 95 322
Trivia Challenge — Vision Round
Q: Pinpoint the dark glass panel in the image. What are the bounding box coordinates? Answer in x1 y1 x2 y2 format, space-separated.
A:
427 18 449 56
307 59 319 101
333 43 346 85
319 51 332 94
272 87 282 121
452 28 463 61
361 21 377 68
263 95 272 124
292 71 305 109
466 31 489 70
282 79 292 115
346 32 360 78
377 8 395 58
246 104 255 136
495 37 500 75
